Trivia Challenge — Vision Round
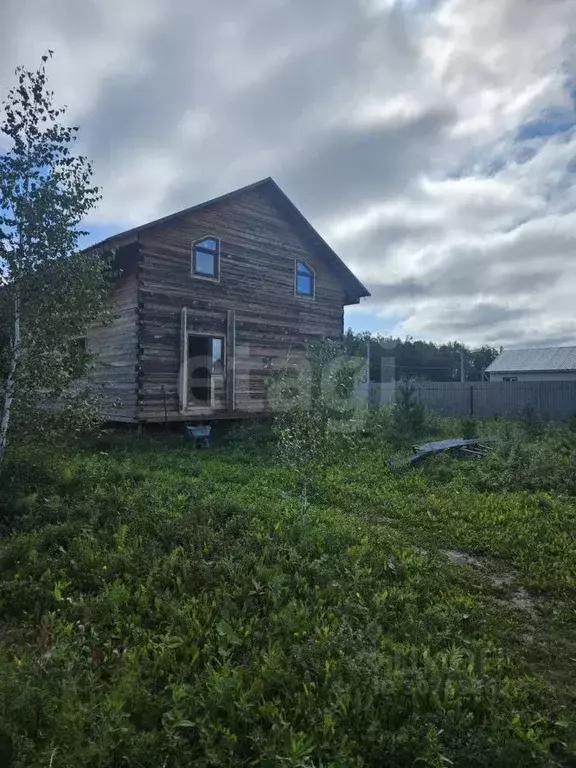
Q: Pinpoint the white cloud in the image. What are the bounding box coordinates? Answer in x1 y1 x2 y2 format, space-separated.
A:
1 0 575 346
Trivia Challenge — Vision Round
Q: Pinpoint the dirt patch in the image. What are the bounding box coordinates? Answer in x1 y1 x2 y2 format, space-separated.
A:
495 586 537 616
447 550 484 568
446 550 537 616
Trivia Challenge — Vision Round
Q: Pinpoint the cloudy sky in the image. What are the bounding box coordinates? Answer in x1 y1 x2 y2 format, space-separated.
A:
2 0 575 348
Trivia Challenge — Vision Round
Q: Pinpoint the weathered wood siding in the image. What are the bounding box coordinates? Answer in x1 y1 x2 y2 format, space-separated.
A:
138 189 346 421
87 269 138 421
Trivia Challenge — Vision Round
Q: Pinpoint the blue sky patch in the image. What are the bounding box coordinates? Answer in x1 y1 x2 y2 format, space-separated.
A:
345 307 401 336
516 107 576 141
80 224 117 250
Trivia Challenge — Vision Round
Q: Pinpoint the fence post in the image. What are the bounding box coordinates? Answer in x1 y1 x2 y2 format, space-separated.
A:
469 385 474 417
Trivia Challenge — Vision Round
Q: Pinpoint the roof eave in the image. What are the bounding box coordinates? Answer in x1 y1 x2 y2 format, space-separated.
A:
82 177 371 301
489 369 576 374
264 179 370 300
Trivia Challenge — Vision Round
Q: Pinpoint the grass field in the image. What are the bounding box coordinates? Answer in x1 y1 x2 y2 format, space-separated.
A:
0 418 575 767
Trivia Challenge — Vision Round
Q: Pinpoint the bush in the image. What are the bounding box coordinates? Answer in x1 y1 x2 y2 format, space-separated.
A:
364 405 395 438
272 340 364 510
566 412 576 433
460 418 478 440
473 428 576 495
392 382 427 443
519 404 544 439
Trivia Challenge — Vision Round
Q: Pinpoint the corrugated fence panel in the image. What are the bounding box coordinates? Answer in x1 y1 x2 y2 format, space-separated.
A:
369 381 576 420
415 384 470 417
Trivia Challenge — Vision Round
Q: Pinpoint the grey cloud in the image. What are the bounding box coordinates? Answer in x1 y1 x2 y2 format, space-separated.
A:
0 0 110 77
2 0 454 221
483 326 576 348
280 105 455 218
161 1 435 215
358 217 440 264
80 2 210 162
426 303 527 334
368 266 559 307
228 1 421 141
79 0 380 208
368 277 428 303
408 302 569 347
423 255 563 301
1 0 575 348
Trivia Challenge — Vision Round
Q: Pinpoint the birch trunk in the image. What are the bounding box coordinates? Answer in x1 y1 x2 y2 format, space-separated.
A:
0 290 21 468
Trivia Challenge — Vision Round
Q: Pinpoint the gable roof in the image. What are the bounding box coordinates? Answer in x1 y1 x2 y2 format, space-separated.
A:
486 346 576 373
86 177 370 301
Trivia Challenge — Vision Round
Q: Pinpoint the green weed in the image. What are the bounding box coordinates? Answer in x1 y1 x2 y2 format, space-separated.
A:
0 424 574 766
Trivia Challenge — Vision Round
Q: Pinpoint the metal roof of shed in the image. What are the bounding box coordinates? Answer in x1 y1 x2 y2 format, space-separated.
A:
486 346 576 373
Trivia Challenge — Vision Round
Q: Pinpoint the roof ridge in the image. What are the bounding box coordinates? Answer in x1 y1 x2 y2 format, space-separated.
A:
83 177 370 299
505 344 576 350
84 177 274 252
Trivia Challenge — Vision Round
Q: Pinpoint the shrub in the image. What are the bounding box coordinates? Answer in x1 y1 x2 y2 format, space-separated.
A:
566 411 576 433
473 430 576 495
519 404 544 439
364 405 395 438
272 341 364 510
392 381 427 443
461 417 478 440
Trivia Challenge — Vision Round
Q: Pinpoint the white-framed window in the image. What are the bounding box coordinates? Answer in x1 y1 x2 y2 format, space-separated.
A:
179 306 234 413
295 260 315 298
503 376 518 382
192 237 220 280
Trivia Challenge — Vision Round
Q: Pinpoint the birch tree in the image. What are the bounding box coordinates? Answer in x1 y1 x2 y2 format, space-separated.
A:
0 53 107 468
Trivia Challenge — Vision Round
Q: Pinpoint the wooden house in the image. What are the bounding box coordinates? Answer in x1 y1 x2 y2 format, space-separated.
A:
85 177 370 425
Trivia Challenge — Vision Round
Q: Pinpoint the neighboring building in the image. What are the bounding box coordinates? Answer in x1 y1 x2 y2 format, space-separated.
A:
486 346 576 382
85 177 369 424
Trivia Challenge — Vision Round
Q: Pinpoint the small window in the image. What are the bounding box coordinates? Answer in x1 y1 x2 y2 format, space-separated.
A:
295 260 314 297
503 376 518 382
192 237 219 279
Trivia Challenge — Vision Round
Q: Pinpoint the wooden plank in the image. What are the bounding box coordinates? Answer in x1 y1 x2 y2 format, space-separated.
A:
226 309 236 410
179 306 188 413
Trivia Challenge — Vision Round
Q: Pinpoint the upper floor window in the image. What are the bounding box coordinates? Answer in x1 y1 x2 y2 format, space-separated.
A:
295 260 315 298
192 237 220 279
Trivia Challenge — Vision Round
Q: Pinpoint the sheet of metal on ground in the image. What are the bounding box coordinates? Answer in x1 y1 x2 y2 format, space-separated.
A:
388 437 499 469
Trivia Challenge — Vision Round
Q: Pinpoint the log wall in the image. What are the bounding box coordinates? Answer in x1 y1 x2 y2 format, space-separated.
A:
137 188 346 422
87 267 138 421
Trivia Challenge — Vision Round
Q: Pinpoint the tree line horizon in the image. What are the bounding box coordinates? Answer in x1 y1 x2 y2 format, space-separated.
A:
344 329 500 383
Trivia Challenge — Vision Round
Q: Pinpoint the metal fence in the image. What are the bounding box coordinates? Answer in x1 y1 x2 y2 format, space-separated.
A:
369 381 576 421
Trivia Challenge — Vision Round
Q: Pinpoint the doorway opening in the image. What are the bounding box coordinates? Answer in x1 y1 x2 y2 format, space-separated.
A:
188 335 224 405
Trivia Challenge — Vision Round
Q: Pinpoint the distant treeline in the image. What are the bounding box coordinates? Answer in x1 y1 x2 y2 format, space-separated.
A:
344 330 500 383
